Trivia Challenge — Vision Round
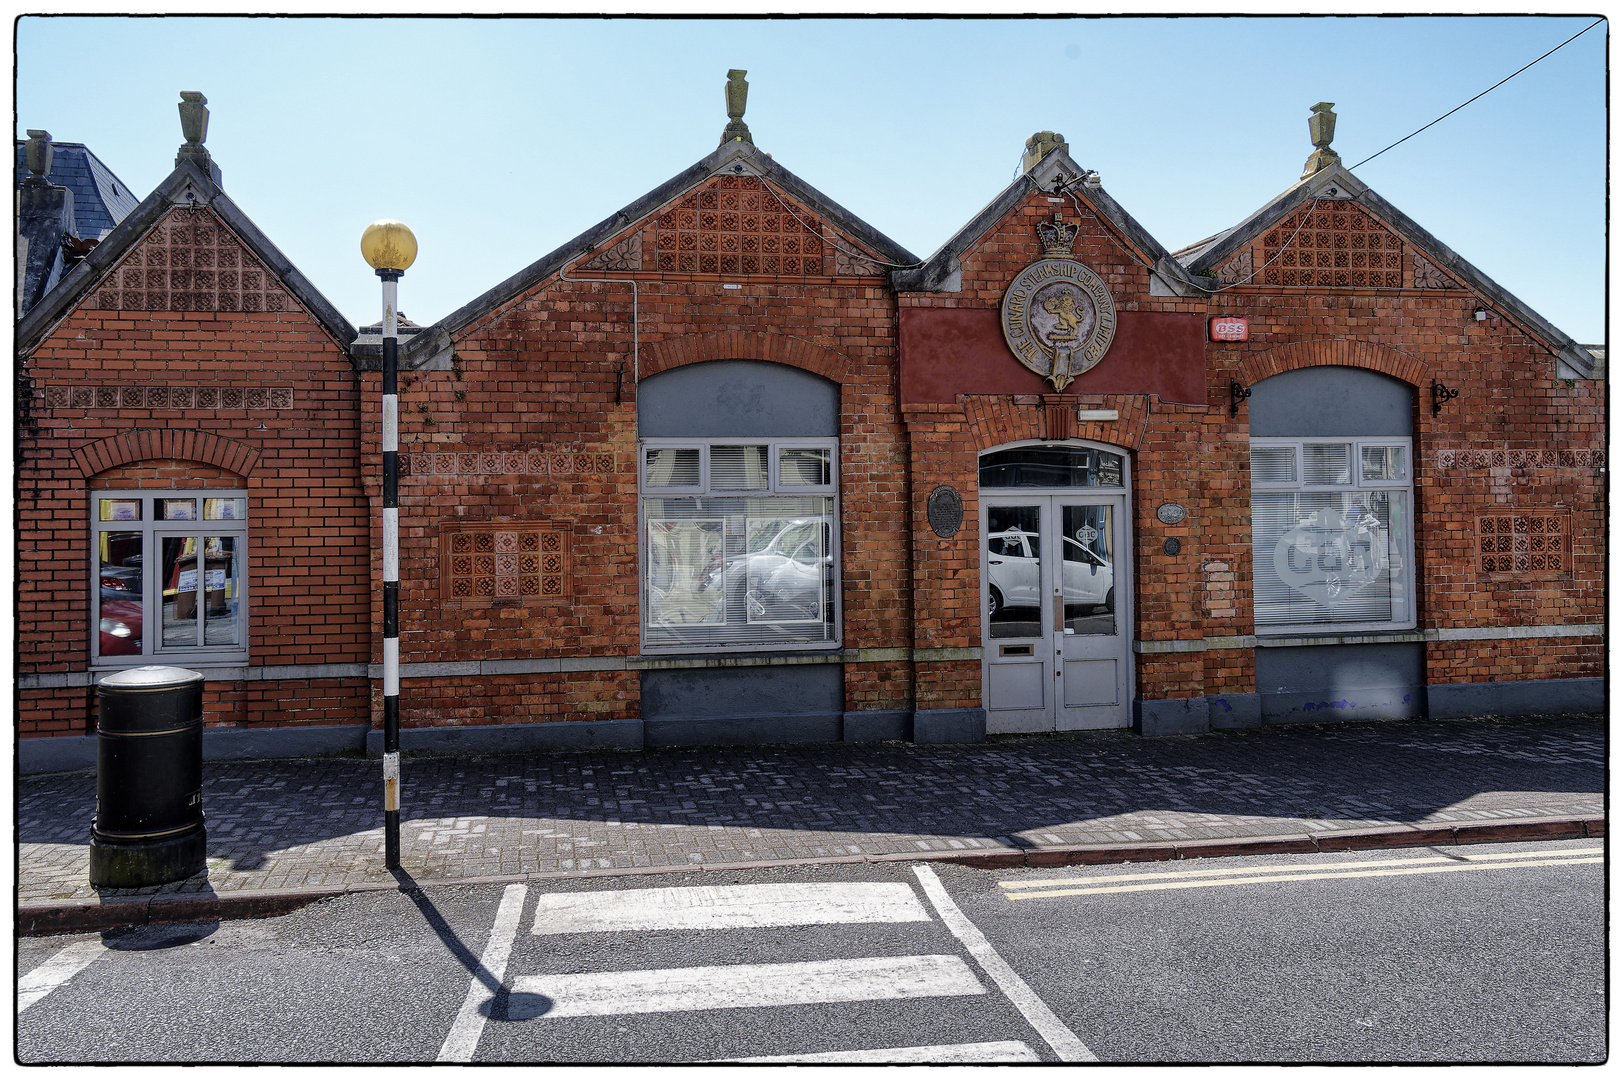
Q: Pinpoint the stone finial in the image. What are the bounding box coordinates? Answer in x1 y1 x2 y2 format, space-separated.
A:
23 130 53 179
720 69 753 146
1301 102 1341 179
175 91 223 184
1022 131 1068 174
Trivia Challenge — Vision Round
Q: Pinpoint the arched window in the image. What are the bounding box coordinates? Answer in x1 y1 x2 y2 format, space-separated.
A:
1248 367 1414 634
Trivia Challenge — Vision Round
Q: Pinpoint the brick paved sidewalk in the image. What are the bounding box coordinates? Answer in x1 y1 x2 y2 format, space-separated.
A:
17 713 1604 933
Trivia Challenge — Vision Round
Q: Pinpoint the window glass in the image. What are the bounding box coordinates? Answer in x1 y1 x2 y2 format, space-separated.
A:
1361 445 1408 483
779 448 832 487
644 448 700 489
1302 443 1352 485
1249 446 1296 484
93 489 247 664
986 505 1042 639
710 445 769 490
640 438 838 650
980 445 1124 488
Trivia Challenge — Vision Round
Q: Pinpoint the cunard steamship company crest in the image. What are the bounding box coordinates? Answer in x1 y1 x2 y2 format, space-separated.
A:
1000 213 1117 391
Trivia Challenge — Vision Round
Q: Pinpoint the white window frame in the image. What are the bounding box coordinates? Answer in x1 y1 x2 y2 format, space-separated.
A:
90 489 250 667
638 438 840 653
1249 437 1415 636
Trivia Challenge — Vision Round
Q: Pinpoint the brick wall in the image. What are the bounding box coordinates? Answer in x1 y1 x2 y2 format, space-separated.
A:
17 205 369 735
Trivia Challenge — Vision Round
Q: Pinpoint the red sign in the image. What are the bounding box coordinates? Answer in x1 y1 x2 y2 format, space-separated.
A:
1209 316 1249 342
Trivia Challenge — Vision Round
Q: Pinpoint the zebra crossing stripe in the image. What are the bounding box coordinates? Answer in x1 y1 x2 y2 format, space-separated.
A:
508 954 985 1019
18 939 106 1014
437 883 528 1062
913 865 1098 1063
717 1040 1040 1063
530 882 929 935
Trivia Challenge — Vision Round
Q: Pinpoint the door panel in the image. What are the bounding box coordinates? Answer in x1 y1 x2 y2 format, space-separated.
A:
984 486 1131 733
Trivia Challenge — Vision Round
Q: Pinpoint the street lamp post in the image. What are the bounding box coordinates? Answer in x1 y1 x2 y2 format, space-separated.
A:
360 219 417 870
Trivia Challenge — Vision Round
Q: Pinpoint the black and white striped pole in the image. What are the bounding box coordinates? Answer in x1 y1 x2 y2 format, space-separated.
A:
361 219 417 870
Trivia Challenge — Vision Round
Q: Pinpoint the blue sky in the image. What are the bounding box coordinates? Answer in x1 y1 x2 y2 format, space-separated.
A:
14 14 1607 342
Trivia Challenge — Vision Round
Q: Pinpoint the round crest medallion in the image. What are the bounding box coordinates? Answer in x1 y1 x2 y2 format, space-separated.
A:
1000 258 1118 391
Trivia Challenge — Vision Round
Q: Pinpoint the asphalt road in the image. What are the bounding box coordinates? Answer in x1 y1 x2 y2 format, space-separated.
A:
15 839 1604 1064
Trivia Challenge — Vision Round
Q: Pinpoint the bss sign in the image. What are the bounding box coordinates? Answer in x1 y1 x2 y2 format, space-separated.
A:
1209 316 1249 341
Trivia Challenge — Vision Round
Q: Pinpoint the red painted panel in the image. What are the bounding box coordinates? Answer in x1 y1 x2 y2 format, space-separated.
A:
899 307 1207 405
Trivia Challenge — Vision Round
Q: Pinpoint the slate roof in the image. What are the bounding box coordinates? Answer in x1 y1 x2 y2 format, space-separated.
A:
14 141 140 239
16 157 356 357
387 138 921 371
1171 162 1596 379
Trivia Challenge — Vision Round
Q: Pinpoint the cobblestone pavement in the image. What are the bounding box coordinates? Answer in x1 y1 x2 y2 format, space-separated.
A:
18 714 1604 907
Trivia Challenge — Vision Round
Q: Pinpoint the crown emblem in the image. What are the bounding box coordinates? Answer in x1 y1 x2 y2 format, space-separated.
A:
1036 213 1077 256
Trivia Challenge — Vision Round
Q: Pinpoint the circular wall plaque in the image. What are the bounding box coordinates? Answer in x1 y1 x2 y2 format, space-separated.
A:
1156 502 1187 525
999 258 1118 391
927 486 963 539
1162 537 1182 556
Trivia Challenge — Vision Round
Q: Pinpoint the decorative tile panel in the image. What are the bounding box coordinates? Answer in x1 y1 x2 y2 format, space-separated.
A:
1477 513 1568 576
649 175 828 276
1216 249 1253 285
1434 447 1605 470
1260 204 1403 288
579 233 642 272
1412 255 1458 290
82 207 294 313
403 447 618 478
440 522 572 604
42 384 294 411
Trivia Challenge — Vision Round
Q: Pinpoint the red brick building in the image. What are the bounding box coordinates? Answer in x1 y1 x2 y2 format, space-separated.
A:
16 92 1603 772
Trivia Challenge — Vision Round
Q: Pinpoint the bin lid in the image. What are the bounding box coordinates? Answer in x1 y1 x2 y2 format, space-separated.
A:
98 665 205 691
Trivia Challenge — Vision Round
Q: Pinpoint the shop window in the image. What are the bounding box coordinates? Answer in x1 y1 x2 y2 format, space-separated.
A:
92 490 248 665
639 439 838 651
1249 439 1414 633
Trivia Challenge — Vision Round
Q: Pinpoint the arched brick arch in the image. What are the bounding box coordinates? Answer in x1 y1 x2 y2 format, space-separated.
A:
71 428 261 479
639 330 850 383
1237 338 1428 389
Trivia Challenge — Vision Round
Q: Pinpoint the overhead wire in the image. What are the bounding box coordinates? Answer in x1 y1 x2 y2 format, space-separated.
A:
1348 18 1603 170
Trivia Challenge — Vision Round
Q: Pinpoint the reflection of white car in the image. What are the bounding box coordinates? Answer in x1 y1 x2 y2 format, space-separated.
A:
729 518 833 625
986 529 1113 617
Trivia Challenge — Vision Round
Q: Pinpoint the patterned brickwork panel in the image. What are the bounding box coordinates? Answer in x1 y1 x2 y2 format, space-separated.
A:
82 208 292 313
43 384 293 410
440 523 572 604
1476 513 1568 576
1260 204 1403 288
649 175 828 275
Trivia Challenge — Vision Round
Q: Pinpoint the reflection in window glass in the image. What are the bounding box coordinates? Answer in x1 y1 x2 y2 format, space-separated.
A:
163 498 198 520
1361 445 1408 483
97 531 144 656
100 499 142 522
203 498 245 521
745 518 825 624
201 537 241 646
980 445 1124 488
986 505 1041 639
1252 490 1409 629
1061 504 1114 635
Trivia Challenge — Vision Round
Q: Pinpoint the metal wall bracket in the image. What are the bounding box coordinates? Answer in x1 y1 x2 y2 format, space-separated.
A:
1431 379 1460 417
1229 380 1251 418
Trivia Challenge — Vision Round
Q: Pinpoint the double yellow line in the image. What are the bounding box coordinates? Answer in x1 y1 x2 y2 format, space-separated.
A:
1000 846 1605 900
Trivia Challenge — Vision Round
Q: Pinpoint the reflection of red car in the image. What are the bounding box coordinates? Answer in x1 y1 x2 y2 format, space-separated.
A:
99 599 143 656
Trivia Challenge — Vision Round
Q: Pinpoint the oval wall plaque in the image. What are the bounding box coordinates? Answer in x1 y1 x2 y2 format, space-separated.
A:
1156 502 1187 525
927 485 964 539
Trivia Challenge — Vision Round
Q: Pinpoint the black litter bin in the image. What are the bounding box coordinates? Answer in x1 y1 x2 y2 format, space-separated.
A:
88 666 208 888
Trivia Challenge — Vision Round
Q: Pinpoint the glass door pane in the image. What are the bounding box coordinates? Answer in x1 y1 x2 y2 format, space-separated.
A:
1061 504 1115 635
986 505 1042 638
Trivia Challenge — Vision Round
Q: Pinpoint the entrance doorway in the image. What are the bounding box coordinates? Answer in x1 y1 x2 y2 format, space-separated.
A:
979 444 1132 732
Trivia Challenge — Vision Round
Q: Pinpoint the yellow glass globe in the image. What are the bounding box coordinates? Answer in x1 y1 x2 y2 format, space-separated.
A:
360 219 418 272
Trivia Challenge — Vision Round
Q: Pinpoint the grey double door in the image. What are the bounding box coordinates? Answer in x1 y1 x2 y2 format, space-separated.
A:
981 492 1130 731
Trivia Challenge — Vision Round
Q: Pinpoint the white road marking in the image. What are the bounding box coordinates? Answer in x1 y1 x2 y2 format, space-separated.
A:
18 939 106 1015
1002 855 1605 900
911 865 1096 1062
509 953 985 1018
1000 845 1606 891
530 881 929 935
436 883 528 1063
717 1040 1040 1063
